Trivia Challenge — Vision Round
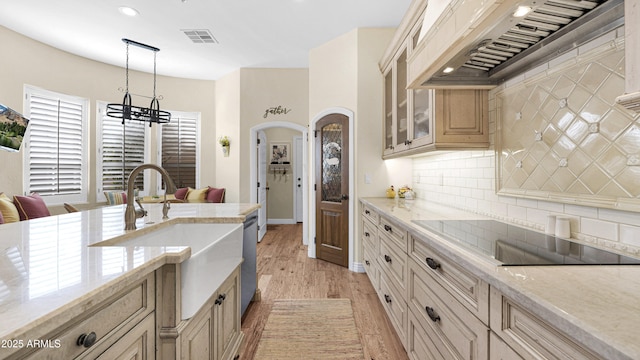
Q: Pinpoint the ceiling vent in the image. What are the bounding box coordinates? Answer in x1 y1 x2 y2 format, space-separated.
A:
182 29 218 44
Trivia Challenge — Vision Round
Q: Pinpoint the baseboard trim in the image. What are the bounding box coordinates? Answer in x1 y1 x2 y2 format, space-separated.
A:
267 218 296 225
351 262 365 273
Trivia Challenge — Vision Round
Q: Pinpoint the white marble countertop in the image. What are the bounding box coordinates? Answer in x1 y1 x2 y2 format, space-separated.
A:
361 197 640 360
0 202 259 341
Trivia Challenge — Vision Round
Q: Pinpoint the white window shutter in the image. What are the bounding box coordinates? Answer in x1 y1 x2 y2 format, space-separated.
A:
161 114 198 189
26 89 86 202
100 108 146 192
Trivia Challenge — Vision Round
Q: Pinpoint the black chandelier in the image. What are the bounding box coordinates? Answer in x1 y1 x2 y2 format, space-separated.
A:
106 38 171 127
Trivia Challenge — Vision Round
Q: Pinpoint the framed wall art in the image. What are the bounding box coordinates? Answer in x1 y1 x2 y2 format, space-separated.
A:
270 142 290 163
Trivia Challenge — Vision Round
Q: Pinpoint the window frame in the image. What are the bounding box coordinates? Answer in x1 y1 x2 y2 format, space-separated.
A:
22 85 89 205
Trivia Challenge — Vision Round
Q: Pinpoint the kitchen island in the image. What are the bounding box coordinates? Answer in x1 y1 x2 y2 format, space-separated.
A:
361 197 640 360
0 202 259 359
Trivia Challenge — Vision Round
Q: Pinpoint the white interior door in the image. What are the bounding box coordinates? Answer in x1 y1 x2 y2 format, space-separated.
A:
294 136 303 223
257 130 268 241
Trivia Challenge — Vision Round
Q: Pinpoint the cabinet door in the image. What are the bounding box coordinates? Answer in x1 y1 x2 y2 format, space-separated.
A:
395 48 409 151
434 89 489 147
94 313 155 360
383 69 394 156
490 287 602 359
489 332 523 360
216 268 242 360
409 88 434 148
181 305 214 360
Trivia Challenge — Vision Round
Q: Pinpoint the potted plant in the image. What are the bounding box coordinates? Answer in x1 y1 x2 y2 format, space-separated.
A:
218 136 230 156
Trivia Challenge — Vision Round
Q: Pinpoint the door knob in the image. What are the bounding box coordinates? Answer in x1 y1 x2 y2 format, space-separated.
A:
341 194 349 200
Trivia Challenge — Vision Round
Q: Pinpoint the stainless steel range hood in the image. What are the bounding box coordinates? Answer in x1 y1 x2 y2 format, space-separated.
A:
409 0 624 88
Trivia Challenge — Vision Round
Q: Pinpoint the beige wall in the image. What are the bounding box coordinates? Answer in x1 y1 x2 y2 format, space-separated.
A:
309 28 409 264
0 25 215 212
214 68 309 203
264 127 300 220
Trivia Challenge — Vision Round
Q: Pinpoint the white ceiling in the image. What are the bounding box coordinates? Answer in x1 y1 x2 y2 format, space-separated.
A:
0 0 412 80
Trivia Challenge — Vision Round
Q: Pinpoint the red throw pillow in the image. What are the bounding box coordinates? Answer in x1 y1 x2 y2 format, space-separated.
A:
206 187 225 203
13 193 51 220
174 187 189 200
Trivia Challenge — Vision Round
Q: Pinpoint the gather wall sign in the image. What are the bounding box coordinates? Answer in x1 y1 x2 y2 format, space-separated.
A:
263 105 291 118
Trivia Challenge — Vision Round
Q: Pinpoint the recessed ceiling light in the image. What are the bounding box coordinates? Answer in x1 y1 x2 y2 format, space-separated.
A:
443 67 455 73
513 6 532 18
118 6 139 17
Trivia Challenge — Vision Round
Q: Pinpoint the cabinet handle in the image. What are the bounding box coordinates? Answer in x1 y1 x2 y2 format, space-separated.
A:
384 224 392 232
384 294 392 304
215 293 227 305
425 306 441 323
365 232 370 237
384 254 392 263
365 260 370 266
77 332 97 348
426 257 441 270
365 210 370 215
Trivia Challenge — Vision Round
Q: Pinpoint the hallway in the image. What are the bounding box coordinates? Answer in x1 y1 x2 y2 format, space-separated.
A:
239 224 408 359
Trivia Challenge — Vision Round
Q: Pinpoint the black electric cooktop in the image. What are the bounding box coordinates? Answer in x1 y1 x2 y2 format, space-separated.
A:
411 219 640 266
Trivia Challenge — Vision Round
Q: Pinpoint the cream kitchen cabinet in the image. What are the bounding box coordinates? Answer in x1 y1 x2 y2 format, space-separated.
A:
88 313 156 360
160 265 243 360
2 272 155 360
362 204 380 290
380 0 489 159
383 86 490 159
407 259 488 360
489 287 603 360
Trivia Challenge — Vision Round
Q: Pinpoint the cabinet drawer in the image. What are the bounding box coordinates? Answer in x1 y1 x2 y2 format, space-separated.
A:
89 312 155 360
409 232 489 324
379 215 407 251
9 273 155 360
363 246 379 291
379 272 407 348
489 332 523 360
378 234 408 300
362 216 378 255
407 308 447 360
362 204 379 225
408 259 488 360
489 287 602 360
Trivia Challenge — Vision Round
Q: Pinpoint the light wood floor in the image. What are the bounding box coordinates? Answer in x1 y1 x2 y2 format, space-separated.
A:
239 224 409 360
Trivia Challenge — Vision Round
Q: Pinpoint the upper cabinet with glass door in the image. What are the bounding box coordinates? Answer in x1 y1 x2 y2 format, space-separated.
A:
380 0 489 159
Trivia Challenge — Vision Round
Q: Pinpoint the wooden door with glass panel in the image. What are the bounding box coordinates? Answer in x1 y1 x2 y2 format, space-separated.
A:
315 114 349 267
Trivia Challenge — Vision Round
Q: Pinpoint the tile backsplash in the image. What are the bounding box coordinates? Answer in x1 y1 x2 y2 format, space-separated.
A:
411 28 640 258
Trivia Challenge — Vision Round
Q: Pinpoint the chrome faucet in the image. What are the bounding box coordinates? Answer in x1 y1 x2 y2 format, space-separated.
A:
125 164 177 230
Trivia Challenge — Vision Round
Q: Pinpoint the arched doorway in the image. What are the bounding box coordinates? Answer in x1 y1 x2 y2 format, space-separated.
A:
310 108 355 270
249 121 308 244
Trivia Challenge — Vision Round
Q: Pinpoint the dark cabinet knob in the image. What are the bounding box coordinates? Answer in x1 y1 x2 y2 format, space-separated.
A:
384 225 392 232
425 306 441 322
384 294 392 304
215 293 227 305
77 332 97 348
426 257 441 270
365 232 370 237
365 260 370 266
365 210 370 215
384 254 392 263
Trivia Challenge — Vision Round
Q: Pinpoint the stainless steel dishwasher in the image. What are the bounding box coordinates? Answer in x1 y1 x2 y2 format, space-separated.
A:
241 211 258 315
